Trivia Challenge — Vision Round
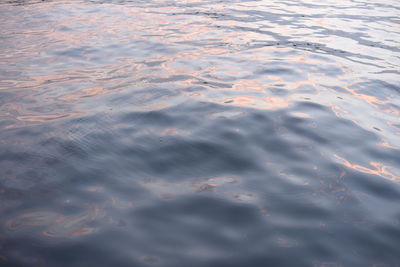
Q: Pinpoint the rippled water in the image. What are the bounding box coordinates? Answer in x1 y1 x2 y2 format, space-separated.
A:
0 0 399 266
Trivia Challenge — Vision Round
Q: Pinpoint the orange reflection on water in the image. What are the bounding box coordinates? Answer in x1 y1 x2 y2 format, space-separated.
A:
334 155 399 182
57 85 112 102
5 206 101 238
331 105 349 117
17 113 81 122
185 92 204 98
142 103 168 111
160 128 179 136
378 141 400 150
3 73 83 90
339 83 397 115
232 80 265 92
43 207 99 238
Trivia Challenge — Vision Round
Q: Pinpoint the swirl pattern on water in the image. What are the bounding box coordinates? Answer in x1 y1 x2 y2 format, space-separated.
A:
0 0 399 266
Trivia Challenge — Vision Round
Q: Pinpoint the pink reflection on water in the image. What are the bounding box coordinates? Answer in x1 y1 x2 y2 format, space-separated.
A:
219 96 291 110
334 155 399 182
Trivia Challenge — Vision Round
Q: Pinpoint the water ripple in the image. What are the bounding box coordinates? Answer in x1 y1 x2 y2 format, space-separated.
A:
0 0 399 266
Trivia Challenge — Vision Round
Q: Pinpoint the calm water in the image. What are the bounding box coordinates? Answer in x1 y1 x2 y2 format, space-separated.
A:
0 0 399 266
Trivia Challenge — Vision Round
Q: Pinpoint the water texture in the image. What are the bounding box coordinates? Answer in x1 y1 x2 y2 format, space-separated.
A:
0 0 399 266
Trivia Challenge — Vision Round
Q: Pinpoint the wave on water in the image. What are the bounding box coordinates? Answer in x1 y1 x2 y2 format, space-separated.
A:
0 0 399 266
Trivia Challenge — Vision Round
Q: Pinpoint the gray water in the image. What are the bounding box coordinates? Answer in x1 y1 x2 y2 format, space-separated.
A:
0 0 399 266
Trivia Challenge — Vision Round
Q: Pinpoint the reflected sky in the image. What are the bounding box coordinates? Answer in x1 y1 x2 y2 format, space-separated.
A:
0 0 399 266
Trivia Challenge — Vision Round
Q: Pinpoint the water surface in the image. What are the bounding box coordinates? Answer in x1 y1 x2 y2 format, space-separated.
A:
0 0 399 266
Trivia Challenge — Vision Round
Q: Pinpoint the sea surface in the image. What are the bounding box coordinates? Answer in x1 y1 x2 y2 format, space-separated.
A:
0 0 399 266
